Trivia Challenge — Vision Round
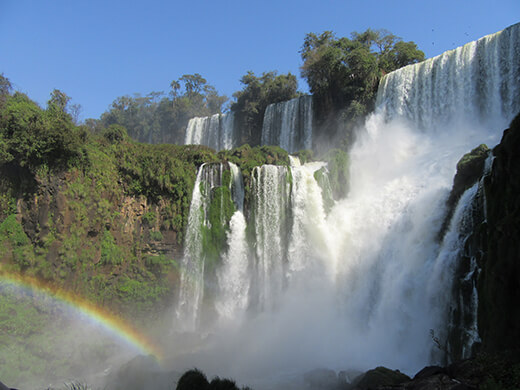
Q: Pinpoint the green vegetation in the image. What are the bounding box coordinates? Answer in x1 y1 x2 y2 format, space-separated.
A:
230 71 299 146
0 75 296 325
300 28 424 147
0 91 86 171
0 284 132 387
0 77 222 321
323 148 350 199
201 184 235 272
90 73 227 144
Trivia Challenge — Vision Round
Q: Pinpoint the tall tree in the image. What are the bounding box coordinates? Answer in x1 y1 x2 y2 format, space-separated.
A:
98 75 227 144
300 28 424 148
231 71 299 145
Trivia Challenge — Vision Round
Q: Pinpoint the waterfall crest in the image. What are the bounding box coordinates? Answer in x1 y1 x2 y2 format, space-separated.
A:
184 112 236 151
261 95 313 153
377 23 520 131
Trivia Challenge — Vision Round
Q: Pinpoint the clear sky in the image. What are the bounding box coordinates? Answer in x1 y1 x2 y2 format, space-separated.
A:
1 0 518 121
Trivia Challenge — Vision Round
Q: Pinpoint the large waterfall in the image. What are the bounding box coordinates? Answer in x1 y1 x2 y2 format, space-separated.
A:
172 24 520 387
184 112 236 151
377 23 520 131
261 95 313 153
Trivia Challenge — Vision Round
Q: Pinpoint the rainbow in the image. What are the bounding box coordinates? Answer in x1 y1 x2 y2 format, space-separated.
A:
0 265 164 361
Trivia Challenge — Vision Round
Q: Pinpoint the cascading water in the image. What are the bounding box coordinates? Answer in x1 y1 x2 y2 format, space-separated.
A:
261 95 313 153
184 112 236 151
175 163 211 332
171 24 520 387
250 164 291 311
377 23 520 131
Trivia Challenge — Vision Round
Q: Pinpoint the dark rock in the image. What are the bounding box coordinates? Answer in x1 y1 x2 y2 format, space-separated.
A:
439 143 489 240
412 366 446 380
477 112 520 354
353 366 410 389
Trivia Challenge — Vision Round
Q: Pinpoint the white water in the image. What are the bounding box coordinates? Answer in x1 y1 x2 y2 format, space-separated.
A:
251 165 291 311
216 211 250 325
262 96 313 152
229 162 244 211
184 112 236 151
377 23 520 132
175 164 207 332
171 24 520 387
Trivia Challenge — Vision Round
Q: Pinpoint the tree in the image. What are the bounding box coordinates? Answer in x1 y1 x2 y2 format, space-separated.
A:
0 92 82 169
0 73 12 97
300 28 424 148
231 71 299 145
47 89 71 114
98 75 227 144
0 74 13 109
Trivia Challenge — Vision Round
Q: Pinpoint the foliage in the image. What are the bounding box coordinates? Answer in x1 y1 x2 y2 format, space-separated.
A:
0 214 35 270
201 184 235 271
142 211 157 227
100 229 124 265
96 74 227 144
300 28 424 146
102 124 128 143
0 92 85 171
149 230 163 241
0 73 12 109
323 148 349 200
231 71 299 146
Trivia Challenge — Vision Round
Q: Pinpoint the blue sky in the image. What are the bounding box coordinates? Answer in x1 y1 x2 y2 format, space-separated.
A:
1 0 518 121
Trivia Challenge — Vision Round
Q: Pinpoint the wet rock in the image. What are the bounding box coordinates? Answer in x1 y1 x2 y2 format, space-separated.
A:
352 366 410 389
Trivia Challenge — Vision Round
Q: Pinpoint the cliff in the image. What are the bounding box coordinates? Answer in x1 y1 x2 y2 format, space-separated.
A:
478 113 520 354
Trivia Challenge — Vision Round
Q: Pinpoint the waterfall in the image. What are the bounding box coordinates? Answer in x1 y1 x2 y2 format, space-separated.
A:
287 157 330 277
377 23 520 131
261 96 313 153
175 164 208 332
184 112 236 151
228 162 244 212
440 155 494 361
250 165 291 311
176 163 233 331
171 24 520 385
216 211 250 324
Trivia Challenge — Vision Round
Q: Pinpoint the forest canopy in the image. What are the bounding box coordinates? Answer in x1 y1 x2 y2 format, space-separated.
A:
300 28 424 146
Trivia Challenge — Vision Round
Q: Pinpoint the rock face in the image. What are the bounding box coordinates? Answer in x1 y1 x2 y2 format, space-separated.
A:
440 144 490 239
477 113 520 353
0 165 185 317
351 367 410 390
442 114 520 362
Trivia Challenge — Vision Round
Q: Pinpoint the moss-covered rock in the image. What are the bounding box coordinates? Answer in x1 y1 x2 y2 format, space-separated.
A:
439 144 490 240
323 148 349 201
353 366 410 389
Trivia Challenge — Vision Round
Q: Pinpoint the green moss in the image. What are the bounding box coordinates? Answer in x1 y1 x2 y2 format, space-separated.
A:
314 167 335 213
100 229 124 265
0 215 29 247
324 148 349 200
201 185 235 271
142 211 156 227
456 144 489 172
150 230 163 241
0 214 35 269
293 149 313 164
